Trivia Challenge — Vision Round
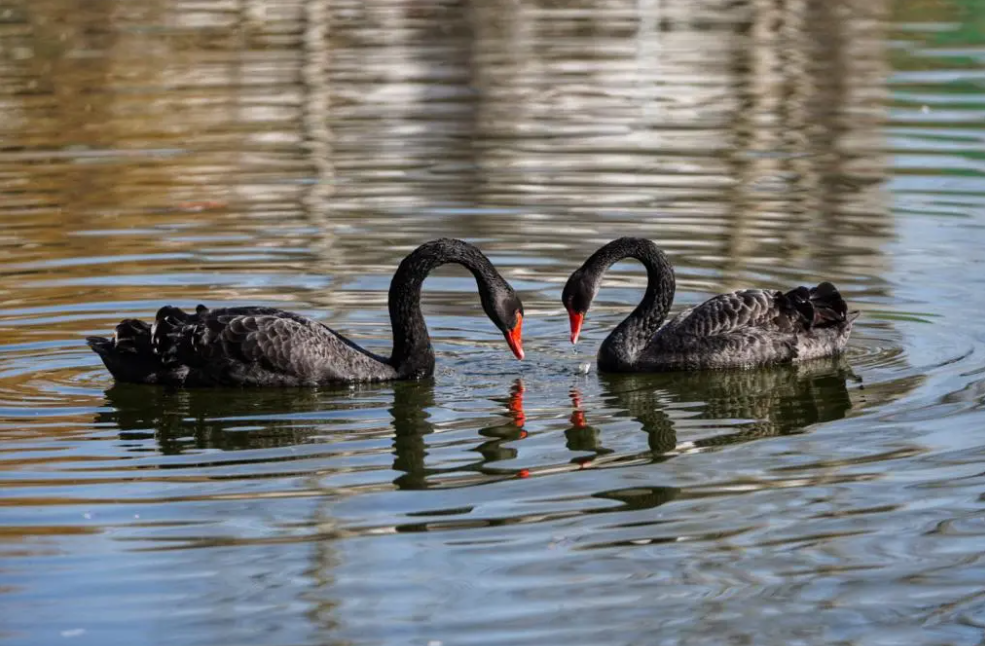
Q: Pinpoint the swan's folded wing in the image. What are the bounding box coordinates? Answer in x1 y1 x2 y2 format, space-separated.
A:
223 315 397 382
663 289 795 338
156 308 395 384
644 291 801 370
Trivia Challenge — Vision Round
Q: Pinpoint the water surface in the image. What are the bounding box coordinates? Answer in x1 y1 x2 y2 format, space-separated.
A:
2 0 985 644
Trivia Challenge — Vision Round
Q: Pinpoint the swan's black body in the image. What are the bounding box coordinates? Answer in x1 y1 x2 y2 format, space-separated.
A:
562 237 858 372
88 239 524 387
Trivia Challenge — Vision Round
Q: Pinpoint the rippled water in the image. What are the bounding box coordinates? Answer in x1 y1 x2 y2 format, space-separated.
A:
2 0 985 644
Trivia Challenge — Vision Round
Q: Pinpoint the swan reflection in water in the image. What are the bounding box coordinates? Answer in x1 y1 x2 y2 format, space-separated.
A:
98 383 387 454
389 378 527 490
95 378 529 490
96 358 854 488
567 356 858 468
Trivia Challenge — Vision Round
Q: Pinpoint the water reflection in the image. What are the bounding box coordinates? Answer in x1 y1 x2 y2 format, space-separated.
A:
95 362 857 486
569 357 856 465
0 0 895 287
96 378 532 488
723 0 891 290
98 383 358 454
566 389 613 463
392 379 528 489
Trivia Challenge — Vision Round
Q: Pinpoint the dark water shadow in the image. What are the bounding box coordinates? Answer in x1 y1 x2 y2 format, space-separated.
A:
97 382 397 454
570 357 858 465
390 379 527 490
94 358 855 493
96 379 530 490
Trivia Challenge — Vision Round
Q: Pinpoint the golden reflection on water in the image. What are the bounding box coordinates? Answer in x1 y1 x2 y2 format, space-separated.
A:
1 0 891 272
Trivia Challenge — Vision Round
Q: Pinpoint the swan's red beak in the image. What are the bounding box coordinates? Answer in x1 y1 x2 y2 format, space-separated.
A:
505 313 524 360
568 310 584 345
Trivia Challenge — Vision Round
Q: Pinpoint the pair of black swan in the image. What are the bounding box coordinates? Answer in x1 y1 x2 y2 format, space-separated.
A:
88 237 858 387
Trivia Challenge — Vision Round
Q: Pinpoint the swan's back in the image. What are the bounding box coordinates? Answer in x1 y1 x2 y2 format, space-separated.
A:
632 282 858 371
88 305 397 387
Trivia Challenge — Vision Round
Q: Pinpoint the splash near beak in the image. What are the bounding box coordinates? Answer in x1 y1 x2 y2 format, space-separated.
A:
568 310 584 345
505 313 524 360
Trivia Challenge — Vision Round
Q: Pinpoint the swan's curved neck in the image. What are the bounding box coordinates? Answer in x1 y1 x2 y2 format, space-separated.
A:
387 239 502 377
589 239 676 368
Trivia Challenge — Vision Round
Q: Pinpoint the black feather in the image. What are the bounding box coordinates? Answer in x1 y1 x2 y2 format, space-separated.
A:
567 238 860 371
87 239 525 387
808 282 849 327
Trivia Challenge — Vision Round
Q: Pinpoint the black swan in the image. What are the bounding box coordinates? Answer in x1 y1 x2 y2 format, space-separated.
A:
561 237 858 372
88 239 524 386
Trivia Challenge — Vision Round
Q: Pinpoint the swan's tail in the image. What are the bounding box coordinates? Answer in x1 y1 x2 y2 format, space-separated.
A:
87 319 165 384
149 305 199 366
785 282 859 329
809 282 860 327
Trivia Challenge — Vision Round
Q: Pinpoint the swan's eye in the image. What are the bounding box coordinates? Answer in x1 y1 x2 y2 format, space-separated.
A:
565 288 591 315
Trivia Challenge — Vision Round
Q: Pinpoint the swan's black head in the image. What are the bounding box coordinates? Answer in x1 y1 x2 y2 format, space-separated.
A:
481 285 525 360
562 268 598 344
562 238 674 346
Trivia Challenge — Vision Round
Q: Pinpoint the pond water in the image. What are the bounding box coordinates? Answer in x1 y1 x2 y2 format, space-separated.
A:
2 0 985 644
